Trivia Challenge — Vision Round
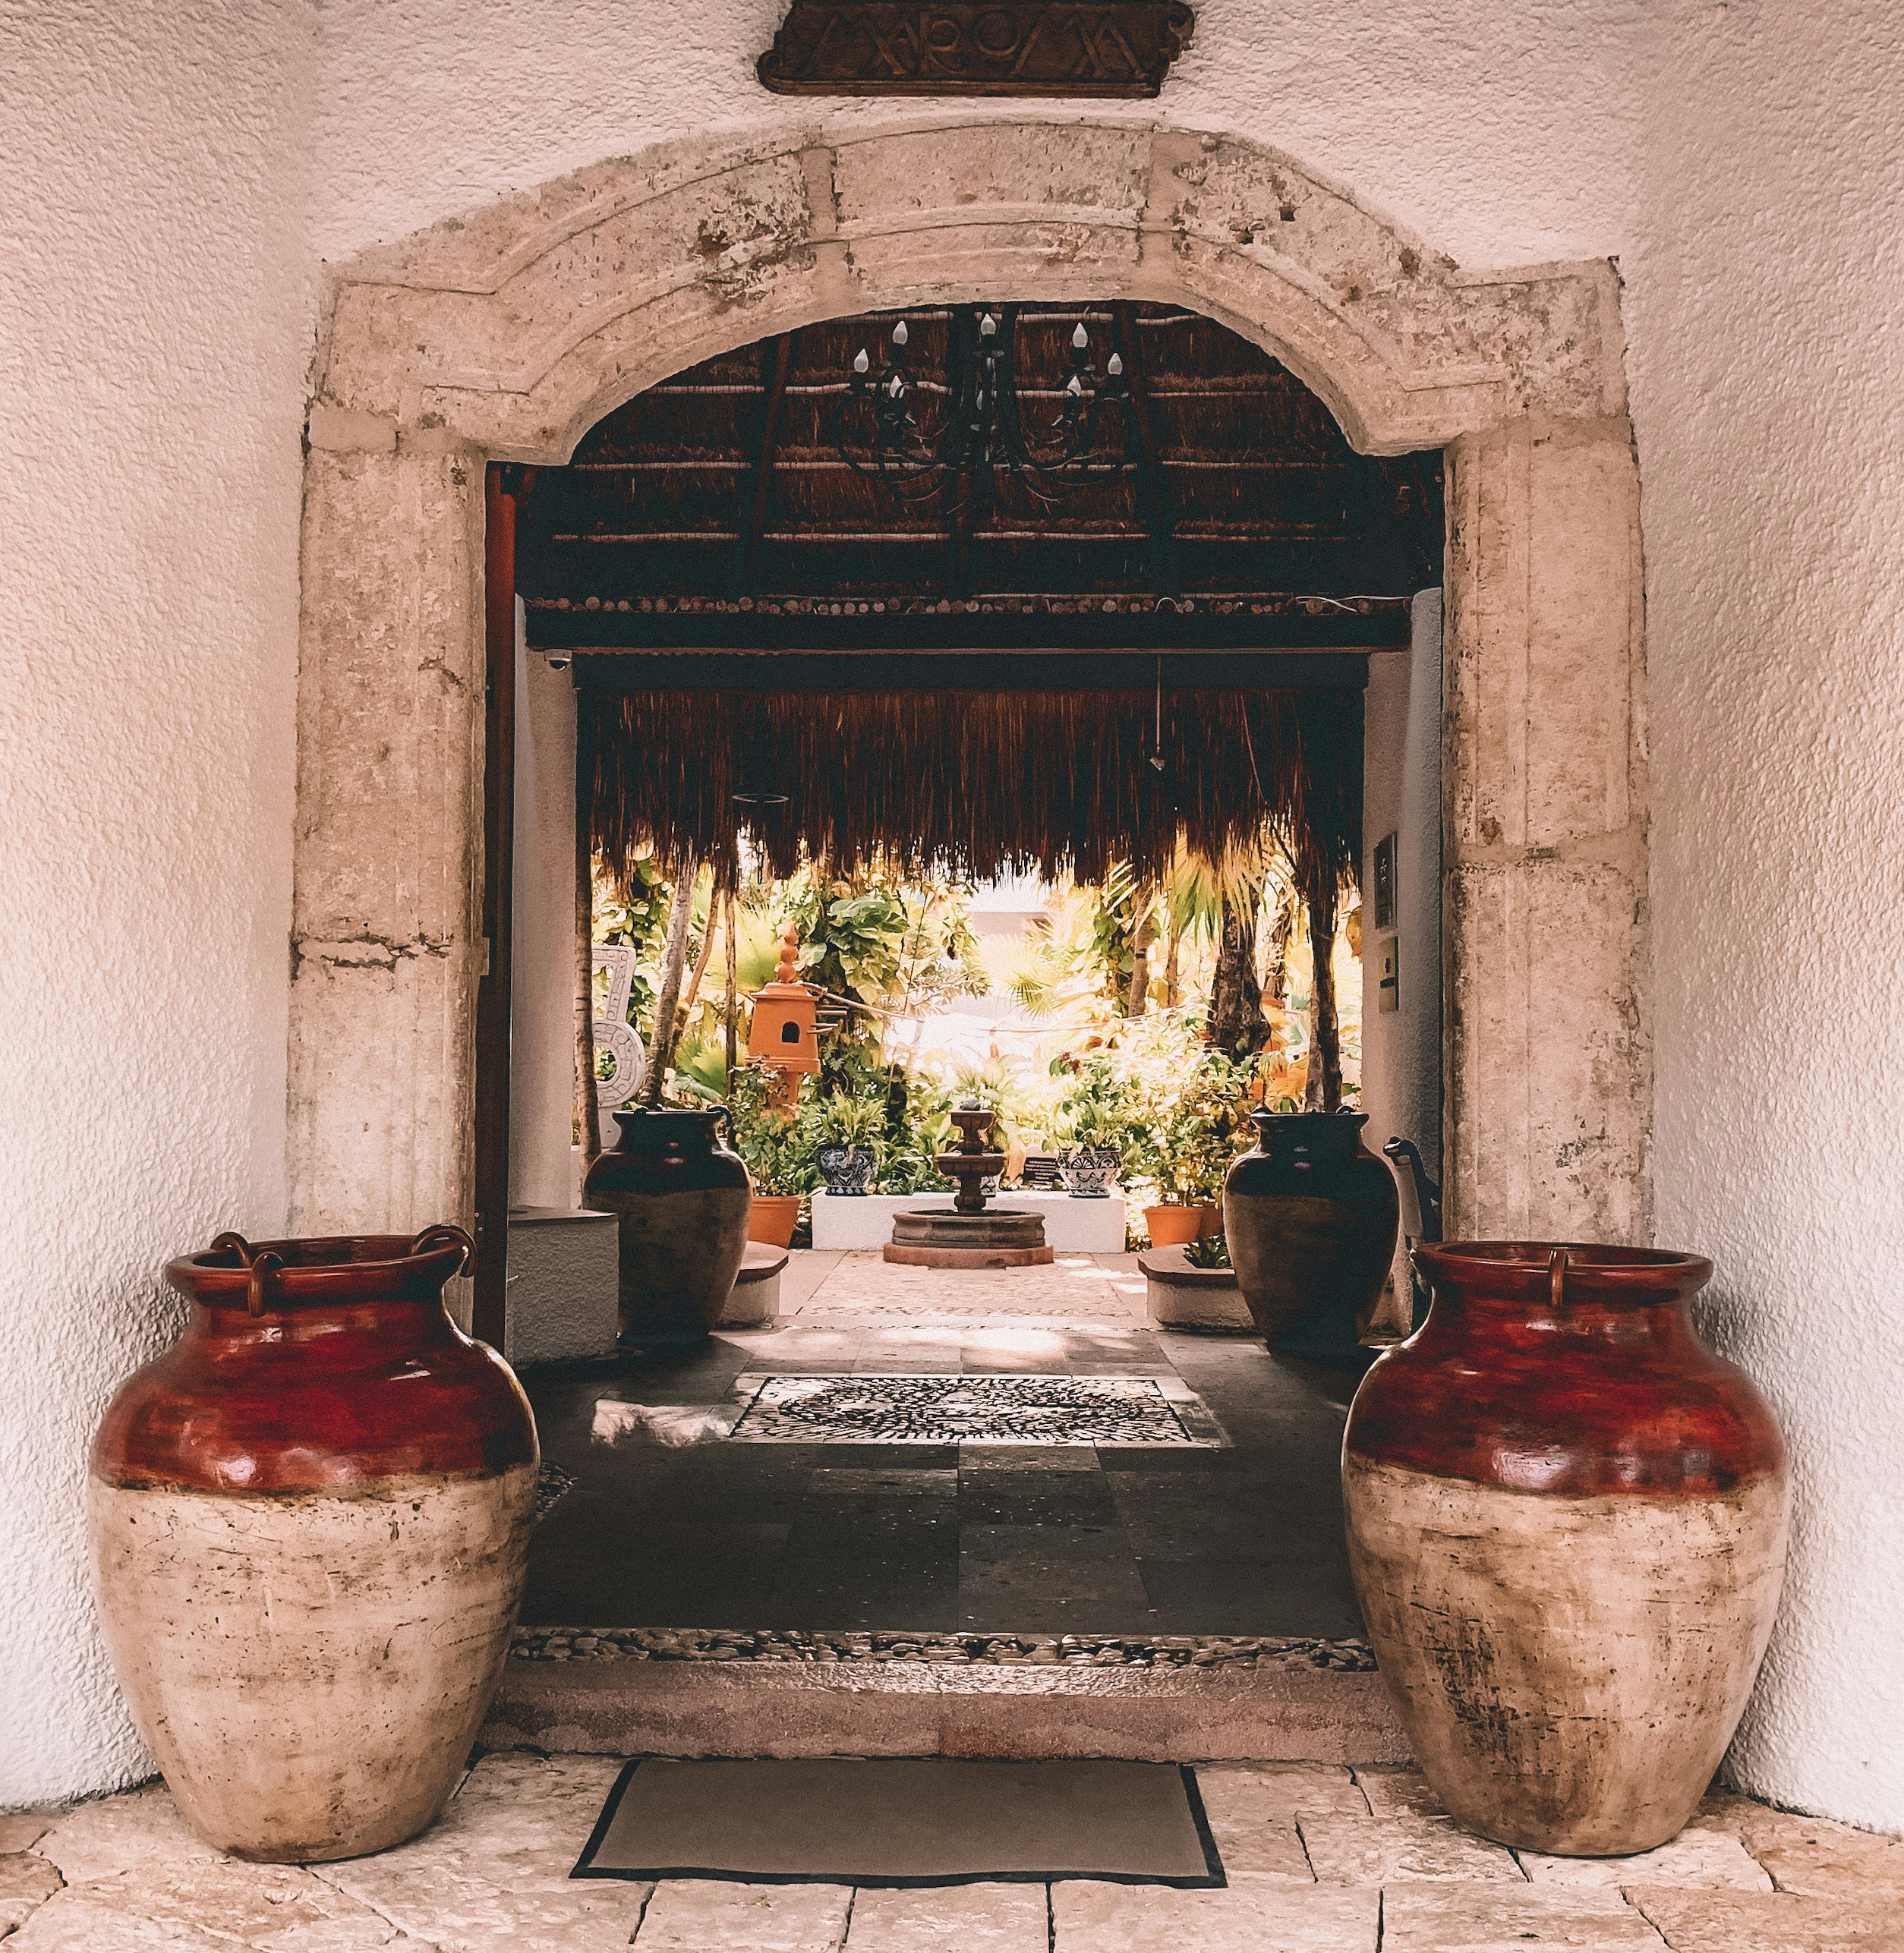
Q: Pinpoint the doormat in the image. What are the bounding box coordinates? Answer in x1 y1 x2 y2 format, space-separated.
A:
572 1757 1225 1887
723 1372 1219 1445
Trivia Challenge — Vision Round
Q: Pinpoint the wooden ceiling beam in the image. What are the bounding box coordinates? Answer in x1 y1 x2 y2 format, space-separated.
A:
723 330 796 597
1113 301 1182 601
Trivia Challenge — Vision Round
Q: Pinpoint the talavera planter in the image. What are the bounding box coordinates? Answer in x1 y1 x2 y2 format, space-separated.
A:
1222 1110 1398 1347
1342 1241 1790 1856
88 1227 538 1863
585 1104 752 1343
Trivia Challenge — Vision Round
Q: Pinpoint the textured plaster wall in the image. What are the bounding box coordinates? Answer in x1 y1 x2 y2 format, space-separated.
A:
1626 0 1904 1831
0 2 311 1801
306 0 1641 270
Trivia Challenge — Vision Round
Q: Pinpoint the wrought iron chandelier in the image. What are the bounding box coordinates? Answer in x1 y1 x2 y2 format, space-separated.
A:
834 304 1137 512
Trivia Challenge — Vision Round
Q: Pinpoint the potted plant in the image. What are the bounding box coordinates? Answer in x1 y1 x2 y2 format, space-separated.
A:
726 1061 818 1246
1055 1101 1123 1197
808 1091 885 1195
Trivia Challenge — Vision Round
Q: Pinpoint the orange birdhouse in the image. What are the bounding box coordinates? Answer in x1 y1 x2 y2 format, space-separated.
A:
747 922 821 1074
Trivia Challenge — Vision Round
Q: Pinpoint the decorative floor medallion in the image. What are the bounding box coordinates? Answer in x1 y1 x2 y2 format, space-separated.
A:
727 1372 1217 1446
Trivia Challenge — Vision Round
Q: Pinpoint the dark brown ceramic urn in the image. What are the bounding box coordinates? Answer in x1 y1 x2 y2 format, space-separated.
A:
87 1228 539 1863
1222 1110 1398 1349
585 1104 752 1343
1342 1242 1790 1856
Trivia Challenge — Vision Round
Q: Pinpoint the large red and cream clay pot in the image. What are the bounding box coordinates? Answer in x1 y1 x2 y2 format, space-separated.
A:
1342 1242 1789 1856
88 1228 539 1863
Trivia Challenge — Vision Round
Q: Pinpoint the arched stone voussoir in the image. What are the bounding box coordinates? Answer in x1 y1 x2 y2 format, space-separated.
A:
311 112 1625 463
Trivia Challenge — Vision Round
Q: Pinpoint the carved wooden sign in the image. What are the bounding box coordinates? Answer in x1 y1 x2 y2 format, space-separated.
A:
758 2 1195 97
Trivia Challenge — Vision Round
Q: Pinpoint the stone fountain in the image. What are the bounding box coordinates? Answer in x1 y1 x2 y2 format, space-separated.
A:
883 1104 1055 1268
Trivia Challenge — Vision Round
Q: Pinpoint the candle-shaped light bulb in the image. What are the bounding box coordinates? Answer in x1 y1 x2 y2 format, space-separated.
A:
891 320 909 347
1108 352 1124 376
979 312 998 337
853 348 870 375
1072 323 1089 350
1065 373 1083 395
888 373 904 398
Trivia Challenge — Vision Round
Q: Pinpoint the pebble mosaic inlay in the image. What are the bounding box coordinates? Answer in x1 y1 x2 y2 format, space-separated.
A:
727 1372 1202 1445
509 1625 1380 1670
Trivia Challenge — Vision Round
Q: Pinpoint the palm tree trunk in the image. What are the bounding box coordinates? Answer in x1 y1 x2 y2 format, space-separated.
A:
723 888 739 1087
1261 884 1297 1006
573 709 603 1166
1162 924 1181 1009
672 871 717 1056
1126 905 1155 1016
640 855 701 1107
1301 871 1344 1111
1209 874 1269 1057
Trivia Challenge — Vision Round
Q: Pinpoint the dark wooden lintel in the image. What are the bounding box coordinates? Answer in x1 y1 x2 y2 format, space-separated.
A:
567 650 1371 694
530 606 1408 655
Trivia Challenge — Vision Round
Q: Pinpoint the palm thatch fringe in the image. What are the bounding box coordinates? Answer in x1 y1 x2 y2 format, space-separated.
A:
585 686 1362 898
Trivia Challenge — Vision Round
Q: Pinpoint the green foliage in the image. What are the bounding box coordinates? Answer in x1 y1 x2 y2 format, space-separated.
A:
1185 1232 1231 1271
724 1063 821 1198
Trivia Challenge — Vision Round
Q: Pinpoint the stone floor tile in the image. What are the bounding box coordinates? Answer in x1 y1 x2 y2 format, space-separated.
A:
1380 1884 1666 1950
1354 1768 1449 1818
1516 1825 1773 1891
318 1752 650 1951
1696 1794 1904 1897
1298 1813 1524 1885
0 1852 64 1934
1628 1885 1904 1951
11 1860 413 1951
635 1879 853 1951
1197 1762 1372 1819
842 1881 1048 1951
960 1444 1102 1472
0 1814 56 1853
30 1784 224 1882
1051 1879 1378 1951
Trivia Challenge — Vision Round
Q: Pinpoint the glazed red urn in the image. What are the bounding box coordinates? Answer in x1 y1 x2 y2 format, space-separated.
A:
87 1229 539 1863
1342 1242 1789 1856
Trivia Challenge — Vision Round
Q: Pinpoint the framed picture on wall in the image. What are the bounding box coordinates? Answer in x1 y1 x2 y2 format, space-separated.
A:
1373 832 1397 932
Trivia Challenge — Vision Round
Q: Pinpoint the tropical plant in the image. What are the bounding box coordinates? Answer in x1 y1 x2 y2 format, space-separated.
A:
724 1062 820 1198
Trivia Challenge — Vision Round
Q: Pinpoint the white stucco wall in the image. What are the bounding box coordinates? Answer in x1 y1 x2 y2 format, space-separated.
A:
509 640 580 1211
0 2 310 1803
1627 0 1904 1832
5 0 1900 1834
1360 591 1445 1180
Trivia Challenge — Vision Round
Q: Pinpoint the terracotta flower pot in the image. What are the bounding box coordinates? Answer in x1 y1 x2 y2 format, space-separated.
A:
1222 1110 1398 1346
1342 1241 1789 1856
1194 1200 1222 1238
748 1193 801 1248
87 1227 538 1863
1144 1203 1204 1247
585 1104 752 1343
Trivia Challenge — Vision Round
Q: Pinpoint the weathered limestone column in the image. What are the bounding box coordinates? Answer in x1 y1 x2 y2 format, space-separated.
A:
1442 415 1650 1243
288 427 485 1236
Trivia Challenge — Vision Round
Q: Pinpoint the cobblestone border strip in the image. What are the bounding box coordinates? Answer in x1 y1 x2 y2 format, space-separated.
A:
510 1627 1377 1672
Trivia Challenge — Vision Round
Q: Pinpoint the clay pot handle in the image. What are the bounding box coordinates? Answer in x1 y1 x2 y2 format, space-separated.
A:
244 1249 285 1319
209 1230 254 1268
406 1224 475 1277
1549 1246 1570 1312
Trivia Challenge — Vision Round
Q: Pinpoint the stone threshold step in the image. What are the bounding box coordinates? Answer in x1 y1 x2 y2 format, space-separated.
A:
483 1649 1410 1764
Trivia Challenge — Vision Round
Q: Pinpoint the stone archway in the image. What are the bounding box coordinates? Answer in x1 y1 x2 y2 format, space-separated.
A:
292 110 1648 1250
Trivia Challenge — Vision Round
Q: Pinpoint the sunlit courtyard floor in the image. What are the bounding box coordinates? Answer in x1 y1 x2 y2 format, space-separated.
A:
519 1252 1366 1639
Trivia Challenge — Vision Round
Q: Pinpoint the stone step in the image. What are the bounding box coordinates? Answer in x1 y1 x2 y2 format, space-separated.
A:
482 1649 1410 1763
